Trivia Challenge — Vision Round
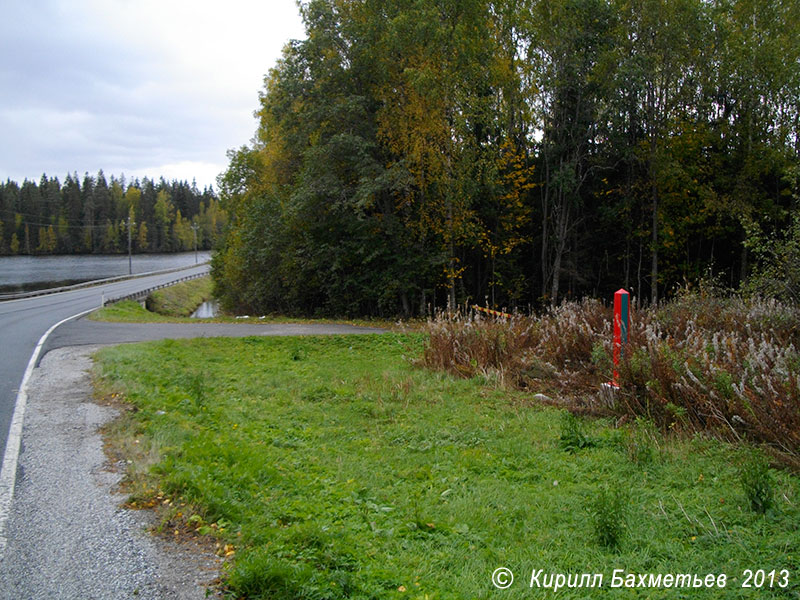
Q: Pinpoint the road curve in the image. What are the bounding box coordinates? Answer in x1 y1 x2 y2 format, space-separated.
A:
0 267 387 576
0 263 211 457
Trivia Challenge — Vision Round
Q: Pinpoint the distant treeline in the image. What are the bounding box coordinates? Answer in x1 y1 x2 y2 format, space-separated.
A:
215 0 799 317
0 172 226 255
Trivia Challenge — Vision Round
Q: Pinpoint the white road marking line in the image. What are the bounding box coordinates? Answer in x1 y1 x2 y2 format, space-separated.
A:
0 306 97 557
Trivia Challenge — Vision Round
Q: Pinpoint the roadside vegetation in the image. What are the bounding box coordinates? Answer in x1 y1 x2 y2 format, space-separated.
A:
423 290 800 469
91 300 194 323
91 297 401 330
91 276 404 329
95 332 800 599
90 277 215 323
144 276 215 317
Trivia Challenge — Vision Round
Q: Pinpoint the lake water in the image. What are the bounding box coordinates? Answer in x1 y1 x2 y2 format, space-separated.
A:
0 251 212 293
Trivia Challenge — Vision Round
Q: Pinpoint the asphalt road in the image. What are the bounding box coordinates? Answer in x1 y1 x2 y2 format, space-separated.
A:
0 263 211 457
45 318 385 354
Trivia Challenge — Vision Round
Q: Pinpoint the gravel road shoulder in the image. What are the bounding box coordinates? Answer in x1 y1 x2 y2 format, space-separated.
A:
0 346 221 599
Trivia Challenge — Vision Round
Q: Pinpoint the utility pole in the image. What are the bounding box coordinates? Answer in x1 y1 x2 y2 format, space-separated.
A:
191 222 199 264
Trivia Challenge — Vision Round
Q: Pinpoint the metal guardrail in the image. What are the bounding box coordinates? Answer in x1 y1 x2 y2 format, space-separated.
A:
0 262 210 302
102 271 209 306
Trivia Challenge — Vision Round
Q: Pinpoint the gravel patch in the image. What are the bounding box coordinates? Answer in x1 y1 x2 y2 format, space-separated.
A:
0 346 221 599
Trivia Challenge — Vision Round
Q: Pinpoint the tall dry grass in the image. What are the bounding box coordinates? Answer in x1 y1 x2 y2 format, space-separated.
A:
421 294 800 463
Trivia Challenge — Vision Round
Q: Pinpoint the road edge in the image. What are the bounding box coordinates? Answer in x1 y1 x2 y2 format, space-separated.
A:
0 306 97 557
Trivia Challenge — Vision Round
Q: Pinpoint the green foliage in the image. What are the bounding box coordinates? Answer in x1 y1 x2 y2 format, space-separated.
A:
742 167 800 304
0 173 224 255
145 276 214 317
739 449 775 515
91 300 183 323
210 0 800 315
559 411 593 453
588 485 629 550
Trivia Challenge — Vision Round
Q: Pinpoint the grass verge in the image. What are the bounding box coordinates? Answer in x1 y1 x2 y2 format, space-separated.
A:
91 300 194 323
145 275 215 317
92 295 408 330
94 334 799 599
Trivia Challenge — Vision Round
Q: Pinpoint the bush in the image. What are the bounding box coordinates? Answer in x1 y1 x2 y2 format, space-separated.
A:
741 167 800 305
421 299 609 394
559 411 593 453
615 295 800 461
739 449 775 515
588 486 628 549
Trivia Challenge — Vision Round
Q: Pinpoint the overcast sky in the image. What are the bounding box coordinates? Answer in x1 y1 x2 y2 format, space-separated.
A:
0 0 306 190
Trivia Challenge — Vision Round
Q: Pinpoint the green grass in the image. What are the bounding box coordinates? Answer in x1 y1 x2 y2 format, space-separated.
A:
145 275 215 316
91 300 195 323
91 276 215 323
94 334 800 599
91 276 403 329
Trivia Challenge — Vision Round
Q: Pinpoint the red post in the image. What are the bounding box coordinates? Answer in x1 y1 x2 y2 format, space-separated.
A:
612 288 630 387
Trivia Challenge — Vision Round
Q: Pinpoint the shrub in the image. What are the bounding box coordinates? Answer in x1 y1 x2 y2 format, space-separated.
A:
421 299 610 394
559 411 593 453
739 449 775 515
588 486 628 549
616 295 800 461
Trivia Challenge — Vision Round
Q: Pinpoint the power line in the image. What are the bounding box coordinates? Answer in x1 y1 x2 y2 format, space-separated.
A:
0 210 122 230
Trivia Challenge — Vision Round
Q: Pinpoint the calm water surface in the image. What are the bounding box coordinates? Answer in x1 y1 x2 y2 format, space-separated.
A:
0 252 211 293
190 300 220 318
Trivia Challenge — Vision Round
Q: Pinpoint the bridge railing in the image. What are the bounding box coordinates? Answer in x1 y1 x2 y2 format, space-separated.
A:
0 262 209 302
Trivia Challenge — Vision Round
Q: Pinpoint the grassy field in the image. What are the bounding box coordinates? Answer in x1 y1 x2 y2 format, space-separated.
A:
94 333 799 599
91 277 401 330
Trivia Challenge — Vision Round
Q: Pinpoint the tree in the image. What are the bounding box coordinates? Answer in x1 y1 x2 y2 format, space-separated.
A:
153 190 175 251
36 225 57 253
173 209 194 250
530 0 613 304
372 0 501 310
213 0 800 315
137 220 149 251
62 174 82 252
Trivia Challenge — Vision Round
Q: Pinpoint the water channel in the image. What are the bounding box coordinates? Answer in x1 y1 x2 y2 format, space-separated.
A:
190 300 220 318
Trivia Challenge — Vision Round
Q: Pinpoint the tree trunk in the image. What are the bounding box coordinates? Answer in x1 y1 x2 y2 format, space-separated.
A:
651 179 659 305
550 204 569 306
540 159 551 301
